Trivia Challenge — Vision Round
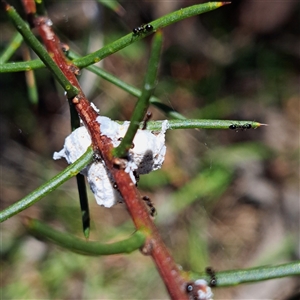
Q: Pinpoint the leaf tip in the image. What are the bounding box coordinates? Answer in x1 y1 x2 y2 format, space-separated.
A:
257 123 268 127
221 2 232 6
1 0 10 11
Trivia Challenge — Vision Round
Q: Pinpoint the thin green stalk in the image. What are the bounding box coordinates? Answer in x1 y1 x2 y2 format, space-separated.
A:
114 31 163 158
0 147 93 223
191 261 300 287
114 119 263 131
22 46 39 105
0 32 23 63
25 68 38 104
4 4 78 98
74 2 227 68
25 218 146 255
0 58 44 72
144 119 263 130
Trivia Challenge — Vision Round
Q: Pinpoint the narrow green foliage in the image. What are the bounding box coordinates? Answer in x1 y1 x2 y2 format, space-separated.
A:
145 119 263 130
0 147 93 223
151 2 226 31
191 261 300 287
0 2 225 72
25 218 146 255
0 32 23 63
5 5 78 98
0 58 44 72
26 69 39 104
114 31 163 158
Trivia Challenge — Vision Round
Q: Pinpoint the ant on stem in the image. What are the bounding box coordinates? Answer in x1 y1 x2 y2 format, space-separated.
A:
132 24 153 36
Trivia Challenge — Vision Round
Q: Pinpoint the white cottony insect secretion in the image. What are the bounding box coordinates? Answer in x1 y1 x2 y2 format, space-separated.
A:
194 279 213 300
186 279 213 300
53 116 169 208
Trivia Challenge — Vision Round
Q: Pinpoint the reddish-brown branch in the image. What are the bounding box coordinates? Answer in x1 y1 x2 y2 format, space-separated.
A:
22 4 189 299
22 0 35 15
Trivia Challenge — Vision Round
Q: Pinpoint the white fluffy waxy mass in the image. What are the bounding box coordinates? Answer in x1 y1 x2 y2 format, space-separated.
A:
194 279 213 300
53 117 168 208
186 279 213 300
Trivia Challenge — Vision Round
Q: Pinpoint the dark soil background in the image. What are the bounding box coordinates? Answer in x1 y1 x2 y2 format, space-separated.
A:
1 1 299 299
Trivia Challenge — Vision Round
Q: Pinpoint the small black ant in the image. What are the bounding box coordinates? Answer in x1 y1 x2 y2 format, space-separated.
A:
142 196 156 217
229 123 252 131
243 123 252 129
205 267 217 287
132 24 153 36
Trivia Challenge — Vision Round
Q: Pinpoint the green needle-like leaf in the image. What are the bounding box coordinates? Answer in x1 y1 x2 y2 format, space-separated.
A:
113 119 263 131
25 68 38 104
4 4 78 98
144 119 264 130
0 32 23 63
0 147 93 223
114 31 163 158
23 46 39 105
0 59 44 72
25 218 146 255
191 261 300 287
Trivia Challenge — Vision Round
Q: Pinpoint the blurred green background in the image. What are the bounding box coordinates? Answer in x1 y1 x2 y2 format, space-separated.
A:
1 1 299 299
